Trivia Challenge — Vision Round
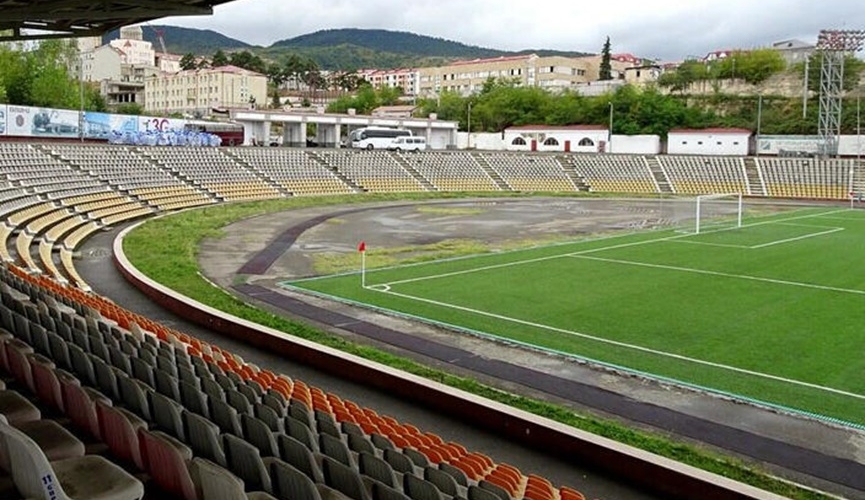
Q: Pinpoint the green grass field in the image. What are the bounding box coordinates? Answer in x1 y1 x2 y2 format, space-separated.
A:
287 206 865 427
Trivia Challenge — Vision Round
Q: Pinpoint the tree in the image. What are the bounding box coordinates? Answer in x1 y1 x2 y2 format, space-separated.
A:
325 83 405 115
29 41 78 108
266 62 287 109
471 81 551 131
599 36 612 81
84 86 107 112
542 91 590 125
211 49 229 67
180 53 198 71
229 50 267 74
281 54 319 91
266 62 287 87
0 39 86 109
328 71 363 92
715 49 785 84
657 60 706 93
302 68 325 93
115 103 144 115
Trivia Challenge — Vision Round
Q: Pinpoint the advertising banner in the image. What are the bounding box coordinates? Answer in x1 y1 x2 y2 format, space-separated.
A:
5 105 81 138
32 107 80 138
81 112 140 139
138 116 187 133
757 135 821 155
0 104 6 136
5 105 34 137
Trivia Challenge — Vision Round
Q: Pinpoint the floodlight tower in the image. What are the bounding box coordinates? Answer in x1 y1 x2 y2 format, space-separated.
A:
816 29 865 157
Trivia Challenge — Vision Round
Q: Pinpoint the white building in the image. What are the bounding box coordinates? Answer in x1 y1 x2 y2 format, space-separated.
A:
145 65 268 115
108 26 155 67
156 53 182 74
80 44 158 108
772 39 815 66
418 54 597 97
81 45 124 82
667 128 751 156
503 125 610 152
624 65 663 86
232 109 458 148
74 25 184 110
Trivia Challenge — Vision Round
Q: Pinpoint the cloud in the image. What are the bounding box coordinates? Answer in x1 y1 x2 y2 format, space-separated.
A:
162 0 865 61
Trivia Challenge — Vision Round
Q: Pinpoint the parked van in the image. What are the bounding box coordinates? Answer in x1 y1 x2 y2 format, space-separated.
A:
387 136 427 152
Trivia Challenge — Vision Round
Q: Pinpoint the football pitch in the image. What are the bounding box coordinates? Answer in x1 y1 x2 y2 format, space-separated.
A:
286 205 865 427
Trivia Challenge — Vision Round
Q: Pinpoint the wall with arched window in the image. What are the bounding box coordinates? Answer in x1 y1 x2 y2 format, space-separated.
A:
508 135 531 151
503 127 609 152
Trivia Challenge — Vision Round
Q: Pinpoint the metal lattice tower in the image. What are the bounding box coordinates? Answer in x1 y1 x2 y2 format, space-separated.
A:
816 30 865 157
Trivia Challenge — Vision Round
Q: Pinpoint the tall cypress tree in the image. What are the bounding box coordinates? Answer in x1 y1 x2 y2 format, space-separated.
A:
599 36 612 81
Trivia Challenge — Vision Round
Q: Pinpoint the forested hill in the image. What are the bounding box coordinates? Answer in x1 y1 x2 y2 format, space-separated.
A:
271 28 507 58
101 26 593 70
272 28 592 59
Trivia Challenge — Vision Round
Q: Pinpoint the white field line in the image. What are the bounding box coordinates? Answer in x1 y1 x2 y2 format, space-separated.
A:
810 216 865 222
379 208 850 289
749 227 844 249
671 221 844 249
569 254 865 296
371 286 865 401
380 231 693 288
669 240 751 249
774 222 841 229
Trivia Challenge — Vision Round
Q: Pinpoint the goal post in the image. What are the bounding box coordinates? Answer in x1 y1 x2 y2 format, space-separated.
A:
668 193 744 234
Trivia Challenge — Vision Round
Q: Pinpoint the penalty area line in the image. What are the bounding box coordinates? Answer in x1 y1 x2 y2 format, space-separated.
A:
569 254 865 296
374 207 849 290
368 285 865 401
748 227 844 249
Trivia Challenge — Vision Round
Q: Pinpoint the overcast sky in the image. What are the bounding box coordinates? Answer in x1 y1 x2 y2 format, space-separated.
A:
162 0 865 61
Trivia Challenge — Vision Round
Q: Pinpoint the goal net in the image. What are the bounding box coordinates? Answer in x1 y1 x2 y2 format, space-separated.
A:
671 193 744 234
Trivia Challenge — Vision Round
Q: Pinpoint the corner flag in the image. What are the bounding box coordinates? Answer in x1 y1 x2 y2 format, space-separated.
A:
358 241 366 252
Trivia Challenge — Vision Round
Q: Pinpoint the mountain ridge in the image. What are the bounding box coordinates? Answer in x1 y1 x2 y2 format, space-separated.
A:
107 26 594 70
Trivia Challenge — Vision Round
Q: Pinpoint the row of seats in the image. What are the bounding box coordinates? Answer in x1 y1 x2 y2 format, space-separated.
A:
570 155 657 194
478 154 575 193
758 158 852 200
0 256 593 500
7 143 863 200
402 153 499 192
658 156 748 195
0 336 147 499
227 149 355 196
315 152 426 194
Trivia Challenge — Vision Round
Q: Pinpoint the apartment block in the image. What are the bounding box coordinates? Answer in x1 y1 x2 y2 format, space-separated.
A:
415 52 648 97
359 68 420 96
145 65 268 115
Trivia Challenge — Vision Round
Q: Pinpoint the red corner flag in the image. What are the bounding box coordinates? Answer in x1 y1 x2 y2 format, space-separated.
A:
358 241 367 288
